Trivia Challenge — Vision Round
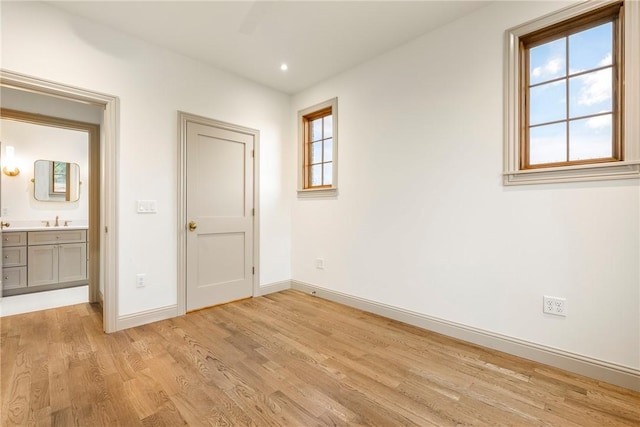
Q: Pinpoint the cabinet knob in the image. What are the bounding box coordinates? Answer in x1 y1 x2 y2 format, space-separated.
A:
4 276 8 280
4 255 8 259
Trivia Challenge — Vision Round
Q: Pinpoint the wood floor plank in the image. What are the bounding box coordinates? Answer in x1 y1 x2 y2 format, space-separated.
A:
2 347 32 426
47 358 70 413
2 290 639 426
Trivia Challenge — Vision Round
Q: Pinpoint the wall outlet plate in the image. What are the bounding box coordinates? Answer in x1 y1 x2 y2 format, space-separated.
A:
543 295 567 316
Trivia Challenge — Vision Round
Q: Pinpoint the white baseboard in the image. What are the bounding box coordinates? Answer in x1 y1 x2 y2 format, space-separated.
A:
116 281 292 331
256 280 292 296
291 280 640 392
118 304 178 331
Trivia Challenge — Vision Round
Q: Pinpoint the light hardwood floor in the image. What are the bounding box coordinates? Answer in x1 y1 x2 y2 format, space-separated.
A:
1 290 639 426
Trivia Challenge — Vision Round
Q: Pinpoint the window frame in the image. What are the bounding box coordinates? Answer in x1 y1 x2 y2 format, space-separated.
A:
504 0 640 185
51 161 68 194
298 97 338 197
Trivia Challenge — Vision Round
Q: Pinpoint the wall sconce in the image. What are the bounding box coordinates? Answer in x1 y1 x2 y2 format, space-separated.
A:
3 145 20 177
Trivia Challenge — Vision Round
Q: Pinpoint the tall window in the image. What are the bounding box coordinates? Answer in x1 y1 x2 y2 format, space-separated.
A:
521 4 621 169
298 98 338 197
303 107 333 188
504 0 639 185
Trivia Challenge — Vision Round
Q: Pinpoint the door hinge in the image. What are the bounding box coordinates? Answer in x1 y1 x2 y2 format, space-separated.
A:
252 150 255 158
252 267 255 275
104 226 108 233
252 208 255 216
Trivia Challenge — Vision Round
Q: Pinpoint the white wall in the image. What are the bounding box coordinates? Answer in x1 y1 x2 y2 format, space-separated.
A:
291 1 639 370
1 119 89 224
1 1 293 316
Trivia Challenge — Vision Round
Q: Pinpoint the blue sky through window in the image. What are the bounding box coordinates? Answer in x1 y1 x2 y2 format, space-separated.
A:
527 22 613 165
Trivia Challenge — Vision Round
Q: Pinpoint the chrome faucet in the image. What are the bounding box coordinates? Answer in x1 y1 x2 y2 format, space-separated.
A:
54 215 59 227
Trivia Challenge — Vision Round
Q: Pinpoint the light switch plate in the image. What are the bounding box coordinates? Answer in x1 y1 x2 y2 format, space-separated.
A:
137 200 158 213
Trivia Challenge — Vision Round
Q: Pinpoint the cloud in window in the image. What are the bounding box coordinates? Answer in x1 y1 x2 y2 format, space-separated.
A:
598 52 612 67
585 114 611 130
577 68 611 107
532 57 563 79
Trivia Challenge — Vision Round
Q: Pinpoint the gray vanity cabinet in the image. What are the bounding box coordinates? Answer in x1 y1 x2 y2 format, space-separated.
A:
2 229 87 295
27 230 87 287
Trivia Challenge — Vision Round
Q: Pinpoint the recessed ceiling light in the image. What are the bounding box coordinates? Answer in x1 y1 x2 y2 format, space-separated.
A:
280 63 288 71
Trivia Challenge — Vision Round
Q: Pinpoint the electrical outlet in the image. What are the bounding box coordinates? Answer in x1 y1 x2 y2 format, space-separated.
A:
315 258 325 269
543 296 567 316
136 273 146 288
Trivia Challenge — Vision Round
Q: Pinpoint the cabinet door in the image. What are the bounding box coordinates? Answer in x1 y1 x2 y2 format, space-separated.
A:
3 246 27 267
28 245 58 286
58 243 87 283
3 267 27 290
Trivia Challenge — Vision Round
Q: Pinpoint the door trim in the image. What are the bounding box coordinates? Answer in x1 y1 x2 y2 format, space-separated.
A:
177 111 260 315
0 69 120 333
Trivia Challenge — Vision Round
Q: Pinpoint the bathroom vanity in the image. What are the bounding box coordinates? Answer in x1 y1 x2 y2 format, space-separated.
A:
2 227 88 296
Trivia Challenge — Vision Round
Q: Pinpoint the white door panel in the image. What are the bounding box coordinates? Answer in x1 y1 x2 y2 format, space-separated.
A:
197 233 245 284
186 121 254 311
195 136 246 217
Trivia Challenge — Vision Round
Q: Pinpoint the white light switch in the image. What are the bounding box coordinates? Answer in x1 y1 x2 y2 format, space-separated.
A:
137 200 158 213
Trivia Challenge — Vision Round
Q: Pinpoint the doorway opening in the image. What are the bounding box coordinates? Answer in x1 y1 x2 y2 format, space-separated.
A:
0 70 119 332
0 109 99 312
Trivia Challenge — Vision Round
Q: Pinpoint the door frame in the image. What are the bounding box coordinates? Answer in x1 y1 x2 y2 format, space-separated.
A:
177 111 260 315
0 69 120 333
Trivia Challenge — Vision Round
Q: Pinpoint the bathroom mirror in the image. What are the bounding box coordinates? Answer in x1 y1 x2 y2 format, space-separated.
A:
33 160 80 202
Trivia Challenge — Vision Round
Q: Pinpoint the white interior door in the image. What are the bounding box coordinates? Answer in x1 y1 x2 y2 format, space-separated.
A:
186 121 254 311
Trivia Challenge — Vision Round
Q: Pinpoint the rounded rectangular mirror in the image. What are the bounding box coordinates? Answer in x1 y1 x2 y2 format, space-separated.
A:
34 159 81 202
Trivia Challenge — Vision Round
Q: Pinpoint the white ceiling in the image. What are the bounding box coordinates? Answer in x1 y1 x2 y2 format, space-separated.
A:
48 1 489 94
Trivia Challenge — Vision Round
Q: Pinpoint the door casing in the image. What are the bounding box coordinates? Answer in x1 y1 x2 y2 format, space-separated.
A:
177 111 260 315
0 70 119 333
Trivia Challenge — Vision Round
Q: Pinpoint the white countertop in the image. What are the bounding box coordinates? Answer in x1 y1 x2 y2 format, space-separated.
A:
3 225 88 232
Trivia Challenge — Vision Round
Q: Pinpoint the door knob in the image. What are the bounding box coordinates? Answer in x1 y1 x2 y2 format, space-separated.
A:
0 222 9 229
188 221 197 232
